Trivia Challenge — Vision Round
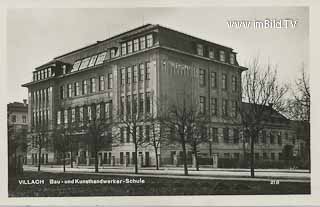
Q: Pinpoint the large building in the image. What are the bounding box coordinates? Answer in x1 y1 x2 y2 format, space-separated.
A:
22 24 299 168
7 100 28 169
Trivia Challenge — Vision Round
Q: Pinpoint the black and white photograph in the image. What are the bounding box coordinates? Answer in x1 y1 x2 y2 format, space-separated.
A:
5 6 311 200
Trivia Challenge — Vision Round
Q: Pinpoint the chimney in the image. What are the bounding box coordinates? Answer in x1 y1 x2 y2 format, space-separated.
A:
23 99 27 106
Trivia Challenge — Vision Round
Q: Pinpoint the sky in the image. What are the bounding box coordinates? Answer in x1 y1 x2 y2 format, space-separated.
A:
6 7 309 103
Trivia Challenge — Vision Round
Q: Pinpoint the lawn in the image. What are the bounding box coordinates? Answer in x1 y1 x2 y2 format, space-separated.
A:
8 171 310 197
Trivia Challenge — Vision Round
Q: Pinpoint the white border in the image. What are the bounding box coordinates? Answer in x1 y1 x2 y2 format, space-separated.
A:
0 0 319 206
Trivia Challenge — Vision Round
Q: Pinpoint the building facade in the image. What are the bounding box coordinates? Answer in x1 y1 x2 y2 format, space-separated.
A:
22 24 299 168
7 100 28 168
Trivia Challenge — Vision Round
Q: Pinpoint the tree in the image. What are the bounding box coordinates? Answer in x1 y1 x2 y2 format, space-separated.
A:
115 102 148 174
161 92 199 176
241 57 288 177
82 103 113 173
285 66 310 168
32 123 50 172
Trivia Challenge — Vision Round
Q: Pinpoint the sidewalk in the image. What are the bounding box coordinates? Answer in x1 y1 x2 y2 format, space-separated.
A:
23 165 310 183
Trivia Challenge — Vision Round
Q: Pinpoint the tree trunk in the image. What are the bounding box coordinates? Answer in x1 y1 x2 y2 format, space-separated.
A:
181 137 188 176
194 145 199 171
155 146 159 170
63 152 66 173
70 143 73 168
38 146 41 172
134 141 138 174
95 150 98 173
250 134 255 178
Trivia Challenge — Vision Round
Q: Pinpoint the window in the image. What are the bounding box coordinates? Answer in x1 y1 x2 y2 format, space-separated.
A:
222 99 228 116
270 132 275 144
233 128 239 144
145 125 150 142
138 125 143 141
90 78 96 93
133 65 138 83
79 57 90 70
126 127 130 142
121 43 127 56
146 92 151 113
96 104 100 120
211 72 217 88
74 82 79 96
146 62 151 80
199 69 206 87
71 108 75 123
132 94 138 115
278 152 282 160
22 115 27 123
120 68 125 85
222 73 227 90
71 60 81 72
140 36 146 49
146 34 153 47
96 52 107 65
82 80 88 95
110 48 117 58
133 39 139 51
230 53 235 64
126 95 131 115
139 93 144 113
255 153 259 160
211 98 217 116
223 128 229 143
120 128 124 143
105 102 111 119
224 153 230 159
99 76 105 91
263 152 268 160
11 115 16 123
209 48 215 59
64 109 68 124
211 127 218 143
197 44 204 56
219 50 225 62
120 96 125 116
199 96 206 114
88 55 98 67
126 67 131 84
60 85 65 99
79 107 83 123
87 106 92 121
120 152 124 164
48 68 52 77
262 130 267 144
127 41 133 53
107 73 113 89
40 70 44 79
231 101 238 117
271 152 275 160
278 132 282 145
232 75 237 92
57 111 61 125
139 63 145 81
67 84 72 98
44 69 47 79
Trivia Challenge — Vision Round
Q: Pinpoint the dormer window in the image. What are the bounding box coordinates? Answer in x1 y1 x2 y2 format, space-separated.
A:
79 57 90 70
127 41 133 53
209 48 215 59
96 52 107 65
62 65 67 74
88 55 98 67
110 48 117 58
121 43 127 56
230 53 235 64
197 44 204 56
146 34 153 48
72 60 81 72
48 68 51 77
219 50 225 62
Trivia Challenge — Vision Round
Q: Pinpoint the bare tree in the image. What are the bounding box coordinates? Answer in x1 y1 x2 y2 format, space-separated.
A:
285 65 310 168
52 125 70 172
161 92 198 176
82 103 113 173
241 57 288 177
186 113 210 171
32 123 50 172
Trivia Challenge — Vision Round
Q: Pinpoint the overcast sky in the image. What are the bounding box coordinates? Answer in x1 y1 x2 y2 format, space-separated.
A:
6 7 308 103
